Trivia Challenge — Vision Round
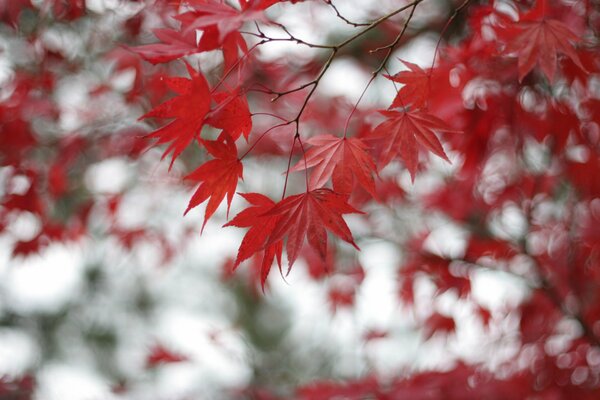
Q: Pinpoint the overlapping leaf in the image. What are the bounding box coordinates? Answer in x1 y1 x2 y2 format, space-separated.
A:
290 135 377 197
181 0 268 43
370 110 457 181
386 60 430 109
224 193 283 290
185 137 243 230
264 189 361 267
139 62 210 167
207 92 252 141
503 3 586 82
227 189 361 277
130 28 200 64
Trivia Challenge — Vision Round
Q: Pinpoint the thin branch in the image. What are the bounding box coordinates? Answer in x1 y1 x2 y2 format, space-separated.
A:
282 134 298 199
251 112 288 122
430 0 472 71
239 121 292 160
241 23 337 50
335 0 422 49
297 135 310 191
265 0 424 102
427 0 472 106
210 41 263 94
373 2 420 76
323 0 370 27
240 0 424 166
343 75 374 138
292 49 337 121
343 1 420 137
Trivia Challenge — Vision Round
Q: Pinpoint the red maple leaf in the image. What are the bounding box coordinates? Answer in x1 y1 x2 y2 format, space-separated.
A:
174 11 250 70
503 3 586 82
290 135 378 197
224 193 283 290
130 28 200 65
386 60 430 109
184 137 243 230
140 62 210 167
370 110 457 181
207 92 252 141
181 0 267 43
264 189 361 268
227 189 361 278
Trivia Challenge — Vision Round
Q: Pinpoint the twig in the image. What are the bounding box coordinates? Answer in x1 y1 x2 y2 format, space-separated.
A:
323 0 370 27
241 0 424 172
343 1 420 137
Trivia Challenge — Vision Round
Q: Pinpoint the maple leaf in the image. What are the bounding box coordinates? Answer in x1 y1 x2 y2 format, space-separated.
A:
129 28 200 65
184 137 243 231
206 92 252 141
503 4 586 82
227 189 361 278
290 135 378 197
370 110 457 181
175 11 250 70
386 60 430 109
182 1 267 43
139 62 210 167
264 189 361 268
224 193 283 290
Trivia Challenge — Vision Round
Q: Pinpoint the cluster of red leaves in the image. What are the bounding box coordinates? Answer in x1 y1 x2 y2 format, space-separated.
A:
132 0 465 289
288 359 600 400
382 0 600 397
0 2 177 259
134 0 597 297
133 8 600 394
2 0 600 397
134 0 377 289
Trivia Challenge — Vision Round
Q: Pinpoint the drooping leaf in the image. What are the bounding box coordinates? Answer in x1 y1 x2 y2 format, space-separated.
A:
370 110 457 181
184 137 243 231
264 189 361 268
290 135 378 197
207 92 252 141
175 12 249 70
224 192 283 290
227 189 361 276
139 62 211 167
503 4 586 82
386 60 430 109
129 28 200 65
181 0 267 43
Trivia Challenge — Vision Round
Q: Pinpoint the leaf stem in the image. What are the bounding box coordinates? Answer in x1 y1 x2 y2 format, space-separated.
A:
427 0 472 107
343 1 420 137
281 134 298 199
210 41 263 94
323 0 370 27
239 121 292 161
